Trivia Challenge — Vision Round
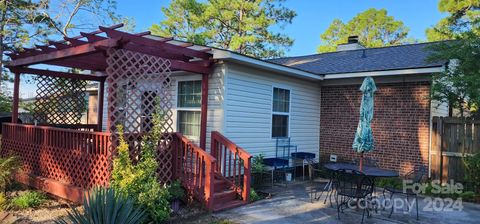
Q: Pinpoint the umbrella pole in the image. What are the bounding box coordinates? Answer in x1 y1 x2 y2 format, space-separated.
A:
359 152 364 171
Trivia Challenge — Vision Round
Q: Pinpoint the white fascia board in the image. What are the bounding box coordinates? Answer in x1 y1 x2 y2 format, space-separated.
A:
213 50 322 81
323 66 445 79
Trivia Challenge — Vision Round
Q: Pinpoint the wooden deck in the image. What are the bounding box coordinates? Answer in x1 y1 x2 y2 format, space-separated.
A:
1 123 251 211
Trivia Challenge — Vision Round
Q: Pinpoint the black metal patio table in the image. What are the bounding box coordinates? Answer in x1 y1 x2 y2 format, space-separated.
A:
316 162 399 206
324 162 399 178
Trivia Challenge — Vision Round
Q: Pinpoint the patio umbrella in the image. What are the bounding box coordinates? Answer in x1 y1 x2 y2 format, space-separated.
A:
352 77 377 171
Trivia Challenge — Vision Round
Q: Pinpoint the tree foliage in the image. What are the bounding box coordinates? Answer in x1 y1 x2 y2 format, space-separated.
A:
426 0 480 41
427 0 480 117
427 33 480 117
0 0 133 95
150 0 296 58
0 0 51 91
317 8 411 53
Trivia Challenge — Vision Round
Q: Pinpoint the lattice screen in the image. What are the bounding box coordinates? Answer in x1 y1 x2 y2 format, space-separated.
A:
106 48 175 183
33 75 87 125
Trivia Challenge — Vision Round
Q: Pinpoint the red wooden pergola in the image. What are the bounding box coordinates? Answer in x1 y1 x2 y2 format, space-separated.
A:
6 24 212 149
2 25 252 211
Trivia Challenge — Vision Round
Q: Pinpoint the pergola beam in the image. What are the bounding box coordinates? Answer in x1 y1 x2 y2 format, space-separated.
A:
99 26 211 60
8 67 107 81
8 38 121 67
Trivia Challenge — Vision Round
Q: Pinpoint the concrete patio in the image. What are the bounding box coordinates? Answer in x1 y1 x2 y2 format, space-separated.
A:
216 181 480 224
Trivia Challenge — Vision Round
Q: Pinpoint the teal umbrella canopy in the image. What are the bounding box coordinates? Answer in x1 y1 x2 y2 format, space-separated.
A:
352 77 377 153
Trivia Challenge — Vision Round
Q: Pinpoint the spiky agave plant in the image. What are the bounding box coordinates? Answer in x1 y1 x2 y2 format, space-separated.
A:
56 187 146 224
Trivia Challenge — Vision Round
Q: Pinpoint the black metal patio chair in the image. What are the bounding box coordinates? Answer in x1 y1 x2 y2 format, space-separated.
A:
382 166 427 220
334 169 375 224
306 159 333 204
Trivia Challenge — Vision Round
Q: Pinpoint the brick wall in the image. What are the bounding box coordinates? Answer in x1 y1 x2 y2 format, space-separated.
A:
320 82 431 175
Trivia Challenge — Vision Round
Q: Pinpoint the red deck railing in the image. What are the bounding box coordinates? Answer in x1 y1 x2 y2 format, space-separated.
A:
0 123 111 202
173 132 216 210
211 131 252 202
1 123 251 209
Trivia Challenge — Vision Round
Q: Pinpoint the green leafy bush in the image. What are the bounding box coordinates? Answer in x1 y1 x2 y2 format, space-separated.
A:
0 193 7 210
11 191 46 209
0 156 21 192
463 152 480 193
111 118 171 222
249 188 261 202
56 187 146 224
459 191 476 200
252 154 267 173
168 180 184 200
376 177 403 189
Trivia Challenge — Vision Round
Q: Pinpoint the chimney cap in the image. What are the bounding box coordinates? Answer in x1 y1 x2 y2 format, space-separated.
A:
348 35 359 44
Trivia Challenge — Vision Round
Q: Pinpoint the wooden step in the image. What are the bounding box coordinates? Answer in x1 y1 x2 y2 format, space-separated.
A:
213 199 246 212
214 178 229 192
213 189 237 202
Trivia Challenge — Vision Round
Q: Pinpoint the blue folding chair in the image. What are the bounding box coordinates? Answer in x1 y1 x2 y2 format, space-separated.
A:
263 137 297 187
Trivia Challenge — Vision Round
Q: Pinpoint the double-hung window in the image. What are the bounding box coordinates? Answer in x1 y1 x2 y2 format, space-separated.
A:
272 87 290 138
177 80 202 139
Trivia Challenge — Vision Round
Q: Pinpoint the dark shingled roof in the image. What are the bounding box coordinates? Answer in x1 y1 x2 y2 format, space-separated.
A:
269 42 446 75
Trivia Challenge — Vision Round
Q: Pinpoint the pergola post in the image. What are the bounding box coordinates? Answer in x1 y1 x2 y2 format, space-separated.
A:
97 79 105 132
200 73 209 150
11 72 20 123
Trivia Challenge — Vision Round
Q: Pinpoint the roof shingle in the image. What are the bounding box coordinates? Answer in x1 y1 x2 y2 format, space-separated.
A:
269 42 446 75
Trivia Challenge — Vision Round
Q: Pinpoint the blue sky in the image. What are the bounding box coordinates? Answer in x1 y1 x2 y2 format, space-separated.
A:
11 0 447 97
116 0 446 56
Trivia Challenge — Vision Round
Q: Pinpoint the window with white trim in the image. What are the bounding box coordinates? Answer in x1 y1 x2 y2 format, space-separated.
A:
177 80 202 138
272 87 290 138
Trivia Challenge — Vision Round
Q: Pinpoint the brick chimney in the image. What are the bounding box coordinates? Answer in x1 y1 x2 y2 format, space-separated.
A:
336 35 365 51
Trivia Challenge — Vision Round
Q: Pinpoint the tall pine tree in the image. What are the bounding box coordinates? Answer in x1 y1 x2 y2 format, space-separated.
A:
150 0 296 58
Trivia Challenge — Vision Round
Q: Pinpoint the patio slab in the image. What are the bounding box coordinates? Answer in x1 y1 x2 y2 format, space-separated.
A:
215 181 480 224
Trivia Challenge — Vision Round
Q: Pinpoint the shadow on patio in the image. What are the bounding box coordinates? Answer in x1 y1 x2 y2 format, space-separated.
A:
215 181 480 224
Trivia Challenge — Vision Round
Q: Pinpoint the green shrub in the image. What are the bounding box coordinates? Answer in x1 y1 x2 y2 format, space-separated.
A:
168 180 184 200
0 193 7 210
463 152 480 193
111 118 171 222
459 191 476 200
11 191 46 209
249 188 261 202
56 187 146 224
252 154 267 173
376 177 403 189
0 156 21 192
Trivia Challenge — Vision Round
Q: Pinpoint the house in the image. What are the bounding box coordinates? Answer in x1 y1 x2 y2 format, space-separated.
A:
2 25 447 211
96 36 444 175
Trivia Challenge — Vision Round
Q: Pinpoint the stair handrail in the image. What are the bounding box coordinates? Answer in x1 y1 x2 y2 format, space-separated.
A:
211 131 252 202
174 132 216 210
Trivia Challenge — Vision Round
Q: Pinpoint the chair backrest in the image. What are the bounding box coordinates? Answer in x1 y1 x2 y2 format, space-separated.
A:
275 137 296 160
405 165 428 184
334 169 374 198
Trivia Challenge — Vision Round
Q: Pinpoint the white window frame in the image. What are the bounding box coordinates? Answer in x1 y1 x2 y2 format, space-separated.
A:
270 86 291 138
176 78 202 141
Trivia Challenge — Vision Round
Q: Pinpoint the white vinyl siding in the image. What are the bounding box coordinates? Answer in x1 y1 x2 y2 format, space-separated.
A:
223 63 321 159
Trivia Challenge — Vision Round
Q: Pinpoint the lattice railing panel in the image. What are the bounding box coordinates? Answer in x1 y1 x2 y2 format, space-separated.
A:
33 75 87 125
106 48 175 183
0 123 111 188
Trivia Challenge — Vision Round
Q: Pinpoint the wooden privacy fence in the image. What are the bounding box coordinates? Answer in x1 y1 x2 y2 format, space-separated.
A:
431 117 480 183
0 123 111 202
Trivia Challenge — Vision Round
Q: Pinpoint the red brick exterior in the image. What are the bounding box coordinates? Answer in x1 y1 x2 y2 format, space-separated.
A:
320 81 431 175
